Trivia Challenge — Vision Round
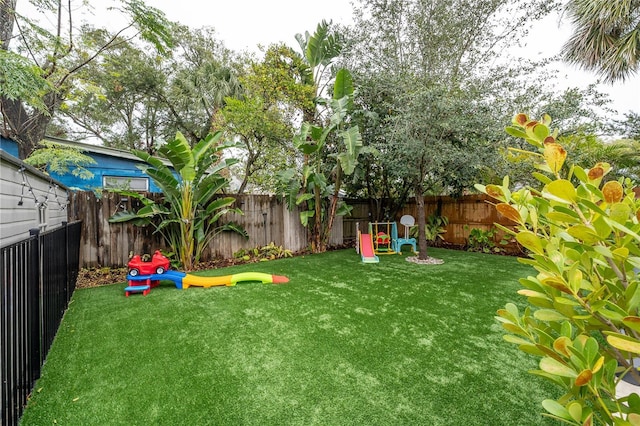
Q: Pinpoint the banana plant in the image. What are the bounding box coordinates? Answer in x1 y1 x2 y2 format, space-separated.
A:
280 68 375 252
109 131 246 270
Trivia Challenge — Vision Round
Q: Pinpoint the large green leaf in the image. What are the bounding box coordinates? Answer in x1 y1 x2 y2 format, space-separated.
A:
133 149 167 170
296 193 314 205
337 126 363 175
160 132 195 181
534 309 568 321
546 211 580 224
218 221 249 239
277 169 300 210
505 126 528 140
516 231 545 255
566 225 601 244
543 180 577 203
527 122 550 142
329 97 351 126
606 218 640 243
197 174 229 206
302 20 342 69
299 209 314 227
206 157 239 178
605 332 640 354
204 197 237 217
336 201 353 216
609 202 631 224
108 210 150 224
539 357 577 378
209 207 242 225
304 21 329 67
142 166 180 199
192 131 221 164
541 400 573 421
108 202 168 223
333 68 354 100
294 122 324 154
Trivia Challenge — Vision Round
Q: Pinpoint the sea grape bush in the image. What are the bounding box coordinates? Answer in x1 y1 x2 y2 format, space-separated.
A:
476 113 640 425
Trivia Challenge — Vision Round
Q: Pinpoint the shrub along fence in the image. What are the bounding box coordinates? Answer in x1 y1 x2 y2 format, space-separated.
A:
1 221 81 426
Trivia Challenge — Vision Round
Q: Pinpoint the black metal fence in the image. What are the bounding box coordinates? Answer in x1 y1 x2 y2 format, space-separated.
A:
1 221 81 426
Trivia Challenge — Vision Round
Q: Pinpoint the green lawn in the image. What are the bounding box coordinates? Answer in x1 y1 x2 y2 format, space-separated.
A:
21 248 558 425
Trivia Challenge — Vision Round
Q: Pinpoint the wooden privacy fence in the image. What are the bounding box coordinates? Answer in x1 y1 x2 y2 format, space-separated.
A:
67 192 515 269
343 194 517 250
68 192 343 268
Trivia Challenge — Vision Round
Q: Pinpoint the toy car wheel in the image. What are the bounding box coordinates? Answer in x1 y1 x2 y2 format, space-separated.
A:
156 266 165 274
129 268 139 277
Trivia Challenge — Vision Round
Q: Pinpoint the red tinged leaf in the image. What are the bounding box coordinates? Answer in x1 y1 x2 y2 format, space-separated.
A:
574 369 593 386
513 113 528 125
587 166 604 181
601 181 623 204
485 184 505 200
496 203 521 223
543 143 567 174
553 336 572 357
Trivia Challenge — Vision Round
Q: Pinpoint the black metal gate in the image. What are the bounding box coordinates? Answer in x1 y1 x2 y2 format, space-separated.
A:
1 221 81 426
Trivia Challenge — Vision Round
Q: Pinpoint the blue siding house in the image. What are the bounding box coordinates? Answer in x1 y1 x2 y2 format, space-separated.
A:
0 136 173 192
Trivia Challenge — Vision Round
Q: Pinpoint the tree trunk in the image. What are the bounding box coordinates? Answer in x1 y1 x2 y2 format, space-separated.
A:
2 92 59 159
236 148 257 195
311 184 323 253
1 0 48 157
415 180 428 260
322 167 342 250
0 0 16 51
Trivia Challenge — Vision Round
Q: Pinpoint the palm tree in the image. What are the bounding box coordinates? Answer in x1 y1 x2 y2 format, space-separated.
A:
562 0 640 83
561 133 640 181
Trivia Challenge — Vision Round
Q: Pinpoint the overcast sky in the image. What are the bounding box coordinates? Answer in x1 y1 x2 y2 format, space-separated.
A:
148 0 638 118
15 0 639 117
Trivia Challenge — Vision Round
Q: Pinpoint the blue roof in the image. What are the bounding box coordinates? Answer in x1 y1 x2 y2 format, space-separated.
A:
0 135 175 192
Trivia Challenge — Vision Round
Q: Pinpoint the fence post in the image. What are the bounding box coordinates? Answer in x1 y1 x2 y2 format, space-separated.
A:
62 222 69 302
28 228 42 376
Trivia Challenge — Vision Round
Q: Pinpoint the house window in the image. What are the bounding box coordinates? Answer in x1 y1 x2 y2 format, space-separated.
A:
103 176 149 191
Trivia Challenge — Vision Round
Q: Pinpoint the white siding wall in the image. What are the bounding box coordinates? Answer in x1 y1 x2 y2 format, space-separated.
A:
0 151 70 247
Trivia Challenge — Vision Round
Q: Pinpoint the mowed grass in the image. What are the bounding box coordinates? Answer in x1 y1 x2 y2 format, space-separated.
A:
20 248 558 425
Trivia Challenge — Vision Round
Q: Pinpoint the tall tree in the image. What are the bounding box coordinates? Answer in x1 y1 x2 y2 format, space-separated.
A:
52 25 242 150
562 0 640 83
217 44 310 194
219 96 294 194
164 27 242 145
0 0 173 158
344 0 558 260
389 84 497 256
57 34 168 151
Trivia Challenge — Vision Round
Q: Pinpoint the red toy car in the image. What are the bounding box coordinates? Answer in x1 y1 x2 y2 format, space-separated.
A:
128 250 170 276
